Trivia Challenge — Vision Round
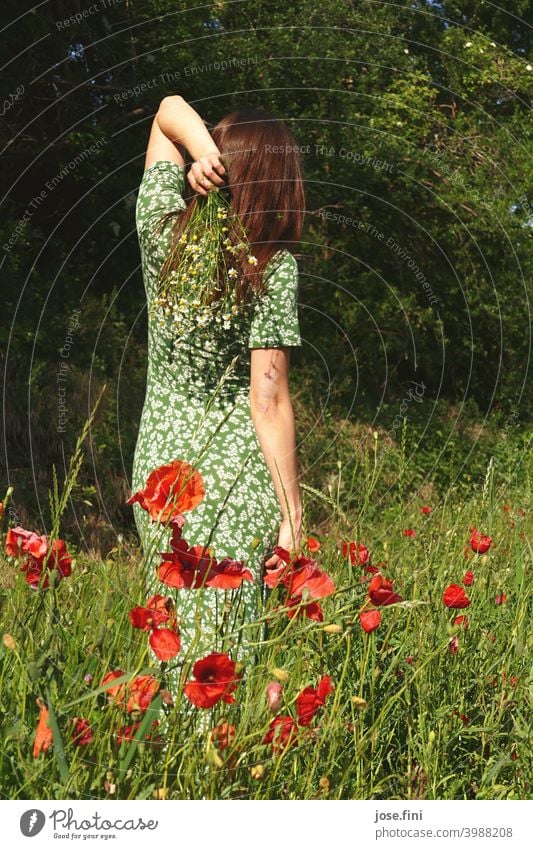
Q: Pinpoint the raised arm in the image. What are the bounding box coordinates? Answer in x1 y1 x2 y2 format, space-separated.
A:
249 347 303 567
150 95 226 195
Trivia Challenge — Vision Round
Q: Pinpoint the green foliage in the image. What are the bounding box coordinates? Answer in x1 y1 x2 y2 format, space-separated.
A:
1 0 531 538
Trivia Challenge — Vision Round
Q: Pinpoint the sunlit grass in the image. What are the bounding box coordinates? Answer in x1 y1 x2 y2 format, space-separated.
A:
0 424 530 800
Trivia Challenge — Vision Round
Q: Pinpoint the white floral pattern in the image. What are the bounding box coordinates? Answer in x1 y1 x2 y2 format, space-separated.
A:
131 160 302 665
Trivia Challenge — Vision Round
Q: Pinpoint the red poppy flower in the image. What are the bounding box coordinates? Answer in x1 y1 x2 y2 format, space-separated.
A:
33 699 53 758
5 527 47 559
452 710 469 725
71 718 93 746
443 583 471 609
264 547 333 621
26 538 72 586
421 506 432 515
286 562 335 599
402 528 416 537
495 593 507 605
210 722 236 751
296 675 334 726
127 459 205 523
449 635 459 654
149 627 181 661
462 570 474 586
101 670 128 705
360 609 382 633
405 655 414 665
340 540 370 566
184 652 241 708
46 539 72 577
469 527 492 554
263 715 299 752
6 527 72 588
368 574 403 606
453 615 469 630
263 562 289 590
264 548 335 598
116 720 162 745
127 674 160 713
207 557 254 589
263 547 312 586
158 525 217 589
285 597 324 621
306 536 321 552
129 594 174 631
104 673 158 716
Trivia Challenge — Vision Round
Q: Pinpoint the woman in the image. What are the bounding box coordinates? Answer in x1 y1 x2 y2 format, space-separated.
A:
131 95 305 665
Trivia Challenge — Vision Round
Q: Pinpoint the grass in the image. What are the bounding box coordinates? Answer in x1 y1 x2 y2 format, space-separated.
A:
0 418 531 800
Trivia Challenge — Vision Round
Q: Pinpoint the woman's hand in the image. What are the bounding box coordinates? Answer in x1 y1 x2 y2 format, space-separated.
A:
265 514 303 569
156 96 226 183
187 152 226 196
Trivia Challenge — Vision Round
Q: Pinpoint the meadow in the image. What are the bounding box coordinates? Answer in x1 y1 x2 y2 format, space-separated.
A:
0 412 530 801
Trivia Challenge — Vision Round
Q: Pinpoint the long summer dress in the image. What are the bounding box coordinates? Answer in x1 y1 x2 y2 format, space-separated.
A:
131 160 302 670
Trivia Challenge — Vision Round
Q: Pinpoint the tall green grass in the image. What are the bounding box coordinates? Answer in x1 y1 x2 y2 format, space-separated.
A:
0 420 530 800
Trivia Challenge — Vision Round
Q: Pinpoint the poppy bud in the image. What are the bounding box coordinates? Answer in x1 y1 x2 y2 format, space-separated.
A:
428 730 436 745
319 777 330 792
351 696 368 710
271 667 289 682
266 681 283 713
251 764 265 780
323 624 343 634
3 634 16 650
449 635 459 654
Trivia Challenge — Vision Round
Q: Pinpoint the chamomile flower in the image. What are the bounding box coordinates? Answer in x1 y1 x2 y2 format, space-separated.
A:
152 187 256 336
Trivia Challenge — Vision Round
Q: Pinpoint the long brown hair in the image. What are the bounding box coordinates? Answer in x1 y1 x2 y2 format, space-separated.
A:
159 108 306 302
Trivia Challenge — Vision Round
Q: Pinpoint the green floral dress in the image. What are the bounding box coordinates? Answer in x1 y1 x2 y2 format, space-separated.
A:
132 160 302 664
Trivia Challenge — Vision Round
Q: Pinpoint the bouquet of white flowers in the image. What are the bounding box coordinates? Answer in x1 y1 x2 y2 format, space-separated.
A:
152 188 258 336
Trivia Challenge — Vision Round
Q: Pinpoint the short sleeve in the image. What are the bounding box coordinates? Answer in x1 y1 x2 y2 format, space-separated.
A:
248 250 302 348
135 160 187 253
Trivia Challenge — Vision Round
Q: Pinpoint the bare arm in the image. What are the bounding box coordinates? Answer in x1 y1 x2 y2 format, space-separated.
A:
152 95 225 194
250 347 303 567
